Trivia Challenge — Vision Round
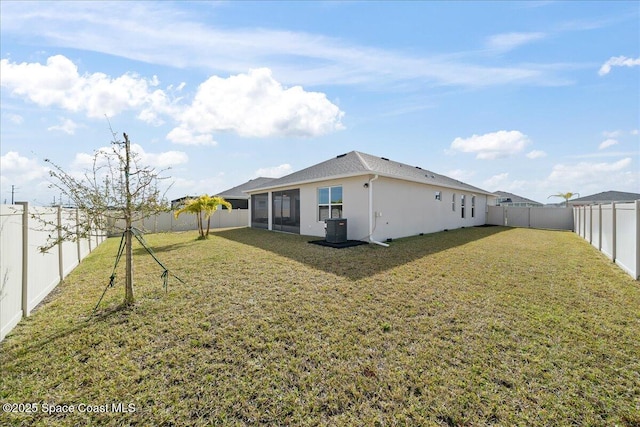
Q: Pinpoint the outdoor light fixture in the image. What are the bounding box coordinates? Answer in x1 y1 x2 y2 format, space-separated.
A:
363 183 369 188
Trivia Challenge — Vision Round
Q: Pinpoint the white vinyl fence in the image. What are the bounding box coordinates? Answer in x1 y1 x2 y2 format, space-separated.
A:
108 209 248 235
487 206 574 230
0 203 106 341
574 201 639 280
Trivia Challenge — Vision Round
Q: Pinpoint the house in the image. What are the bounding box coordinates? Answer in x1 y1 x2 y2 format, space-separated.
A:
170 177 276 210
216 177 276 209
568 190 640 206
244 151 497 244
495 191 543 207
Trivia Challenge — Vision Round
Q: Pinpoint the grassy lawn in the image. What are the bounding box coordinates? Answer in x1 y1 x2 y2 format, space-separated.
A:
1 226 638 426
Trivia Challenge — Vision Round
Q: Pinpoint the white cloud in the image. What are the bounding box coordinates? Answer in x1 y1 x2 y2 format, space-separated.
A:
447 169 476 182
598 138 618 150
254 164 293 178
546 158 634 192
71 144 188 171
47 117 80 135
526 150 547 159
485 32 546 52
483 173 510 189
0 55 171 121
598 56 640 76
169 68 345 140
8 114 24 125
602 130 622 138
450 130 531 160
166 127 217 146
0 152 50 202
0 151 49 180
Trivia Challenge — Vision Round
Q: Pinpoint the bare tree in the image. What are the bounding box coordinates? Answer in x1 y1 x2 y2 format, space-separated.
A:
42 130 170 305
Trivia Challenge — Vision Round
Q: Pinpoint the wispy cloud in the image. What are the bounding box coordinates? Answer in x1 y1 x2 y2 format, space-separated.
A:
0 1 570 88
598 138 618 150
47 117 79 135
485 32 546 53
598 56 640 76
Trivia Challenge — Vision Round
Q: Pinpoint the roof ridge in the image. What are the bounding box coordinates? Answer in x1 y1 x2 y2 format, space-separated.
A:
353 151 372 171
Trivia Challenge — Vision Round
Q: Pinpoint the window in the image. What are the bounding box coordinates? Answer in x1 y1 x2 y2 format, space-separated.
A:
471 196 476 218
461 195 465 218
435 191 441 201
452 193 456 211
318 186 343 220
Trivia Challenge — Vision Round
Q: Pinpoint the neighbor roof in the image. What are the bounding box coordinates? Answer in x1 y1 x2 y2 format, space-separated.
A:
245 151 494 195
495 191 542 205
568 191 640 205
217 177 276 199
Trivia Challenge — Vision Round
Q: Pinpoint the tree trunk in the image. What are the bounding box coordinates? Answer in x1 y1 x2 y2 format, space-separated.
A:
206 215 211 237
123 133 134 305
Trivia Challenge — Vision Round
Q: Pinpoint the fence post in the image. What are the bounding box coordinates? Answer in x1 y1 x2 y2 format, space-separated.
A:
611 202 616 262
589 205 593 243
598 204 602 250
636 200 640 280
57 206 64 284
16 202 29 317
76 208 82 263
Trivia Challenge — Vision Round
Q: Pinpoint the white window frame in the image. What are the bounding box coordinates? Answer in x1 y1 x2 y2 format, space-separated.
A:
318 185 343 221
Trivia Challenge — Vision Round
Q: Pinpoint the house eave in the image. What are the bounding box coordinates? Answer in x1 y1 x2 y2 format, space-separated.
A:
244 171 495 197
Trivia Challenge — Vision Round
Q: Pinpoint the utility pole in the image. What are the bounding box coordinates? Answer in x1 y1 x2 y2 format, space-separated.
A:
11 185 16 204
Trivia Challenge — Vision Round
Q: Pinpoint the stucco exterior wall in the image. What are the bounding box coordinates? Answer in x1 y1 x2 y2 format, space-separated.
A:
250 175 490 241
370 177 489 241
281 176 370 240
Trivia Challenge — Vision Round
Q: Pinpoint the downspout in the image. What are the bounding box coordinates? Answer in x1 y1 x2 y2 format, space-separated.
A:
368 174 389 247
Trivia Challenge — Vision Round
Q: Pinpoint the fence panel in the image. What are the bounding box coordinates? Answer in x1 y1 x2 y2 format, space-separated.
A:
0 204 106 342
530 207 573 230
615 203 638 278
574 202 639 280
487 206 504 225
110 209 249 234
584 207 592 242
600 205 614 259
61 208 80 277
27 207 61 313
505 207 530 227
591 206 601 250
1 205 24 341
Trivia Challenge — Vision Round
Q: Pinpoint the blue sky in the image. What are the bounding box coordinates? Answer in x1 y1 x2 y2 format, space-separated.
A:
1 1 638 206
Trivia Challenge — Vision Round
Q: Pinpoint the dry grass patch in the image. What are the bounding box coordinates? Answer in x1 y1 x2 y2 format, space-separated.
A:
1 226 638 426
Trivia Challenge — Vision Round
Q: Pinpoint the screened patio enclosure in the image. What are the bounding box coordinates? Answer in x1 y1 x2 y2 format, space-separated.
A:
250 190 301 234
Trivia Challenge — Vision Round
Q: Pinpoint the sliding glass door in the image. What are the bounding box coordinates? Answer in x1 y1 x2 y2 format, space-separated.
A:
272 189 300 234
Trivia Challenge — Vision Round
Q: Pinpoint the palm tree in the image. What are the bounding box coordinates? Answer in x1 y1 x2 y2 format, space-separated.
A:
548 192 580 206
174 194 232 239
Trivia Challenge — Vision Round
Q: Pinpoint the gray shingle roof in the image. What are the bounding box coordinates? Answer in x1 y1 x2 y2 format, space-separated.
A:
246 151 494 195
217 177 276 199
568 191 640 204
495 191 542 205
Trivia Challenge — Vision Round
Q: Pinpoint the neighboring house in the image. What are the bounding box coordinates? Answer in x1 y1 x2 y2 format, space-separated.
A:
170 195 198 210
170 177 276 210
568 190 640 206
244 151 497 243
216 177 276 209
495 191 543 207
